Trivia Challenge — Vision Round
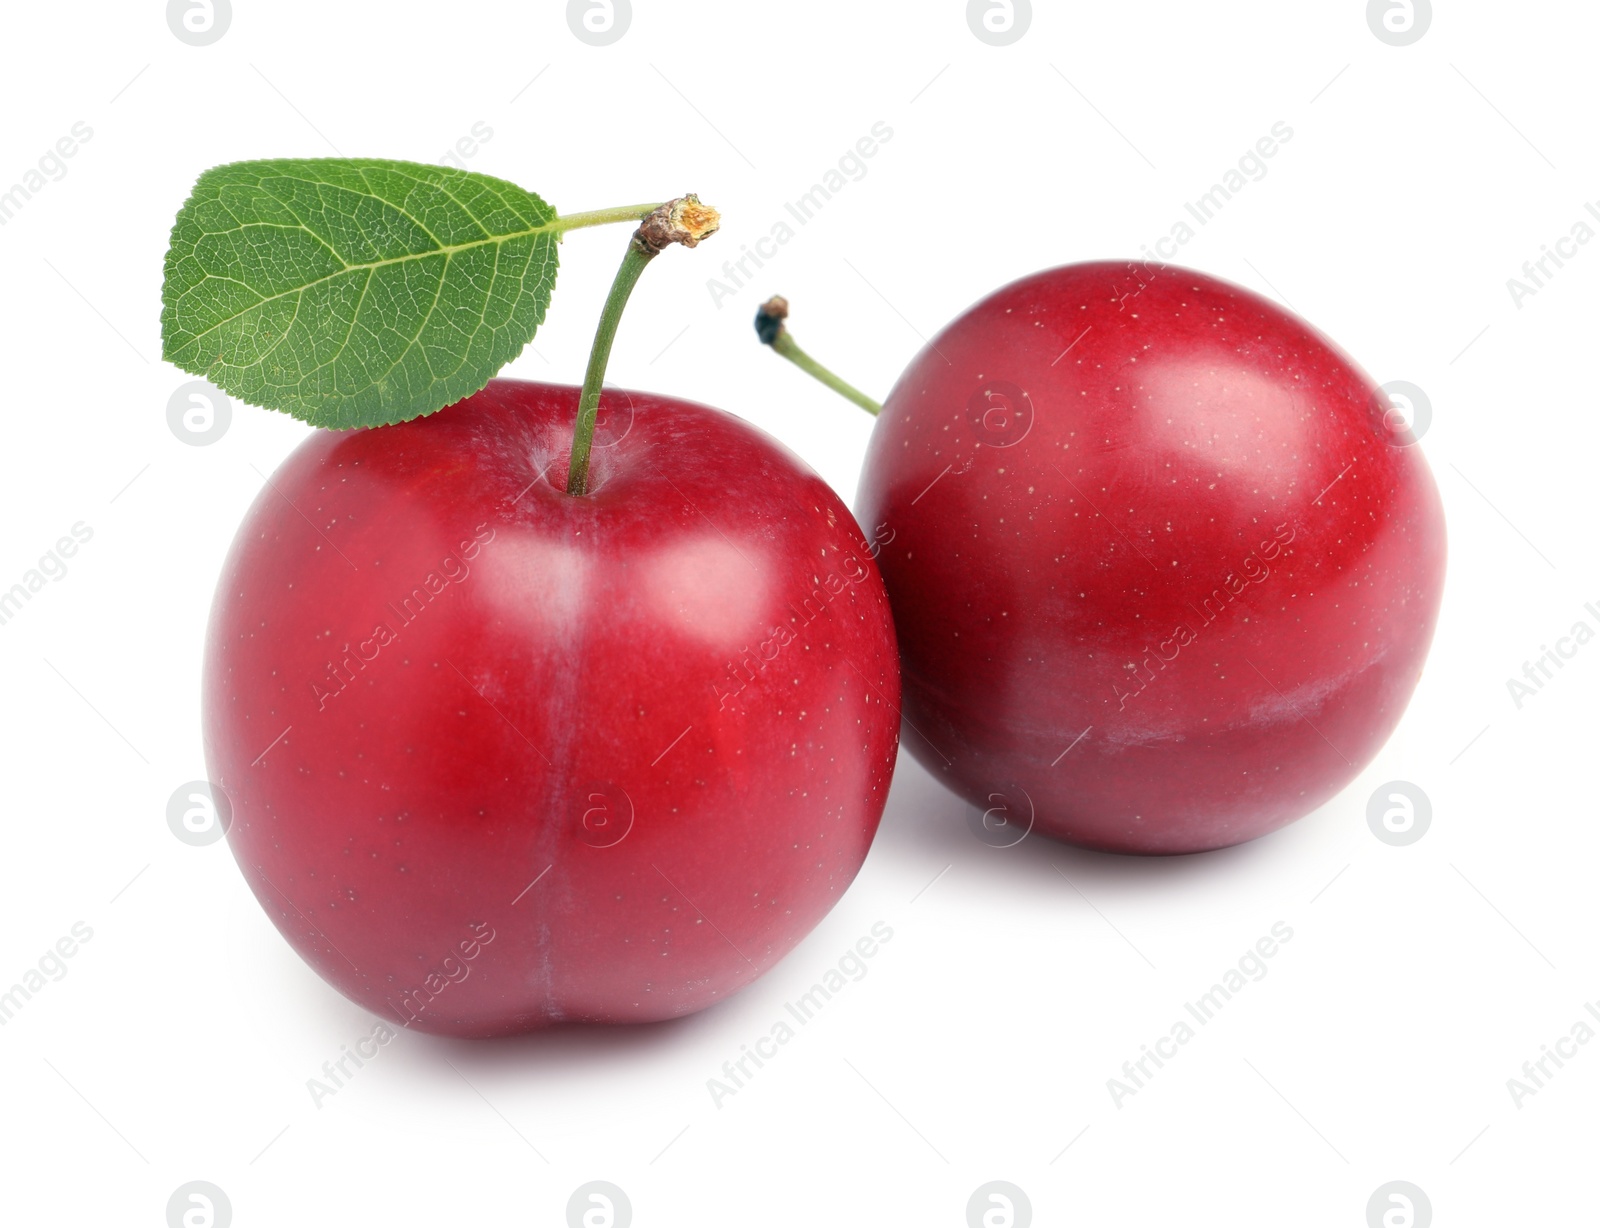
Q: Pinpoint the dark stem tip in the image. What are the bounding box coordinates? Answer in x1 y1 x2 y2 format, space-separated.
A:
754 295 789 346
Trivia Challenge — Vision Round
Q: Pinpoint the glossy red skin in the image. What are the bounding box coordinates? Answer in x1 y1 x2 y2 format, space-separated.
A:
857 262 1445 854
205 379 899 1036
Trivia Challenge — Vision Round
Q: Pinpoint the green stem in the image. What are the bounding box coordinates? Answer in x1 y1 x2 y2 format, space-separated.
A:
771 333 882 416
754 297 882 417
553 203 665 234
564 196 720 496
566 239 657 496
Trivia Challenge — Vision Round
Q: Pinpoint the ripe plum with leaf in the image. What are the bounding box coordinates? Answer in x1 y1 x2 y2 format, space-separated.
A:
165 160 900 1034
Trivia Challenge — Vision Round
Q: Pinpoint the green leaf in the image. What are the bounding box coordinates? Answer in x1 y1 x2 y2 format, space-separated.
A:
161 158 562 429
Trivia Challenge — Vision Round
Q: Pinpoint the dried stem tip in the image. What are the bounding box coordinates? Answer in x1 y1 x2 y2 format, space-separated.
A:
636 195 721 253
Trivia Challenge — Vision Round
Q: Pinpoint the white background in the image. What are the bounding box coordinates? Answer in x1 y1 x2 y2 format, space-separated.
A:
0 2 1594 1225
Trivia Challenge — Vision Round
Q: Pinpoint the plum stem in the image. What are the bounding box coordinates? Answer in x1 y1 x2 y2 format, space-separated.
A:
754 296 883 417
565 197 720 496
